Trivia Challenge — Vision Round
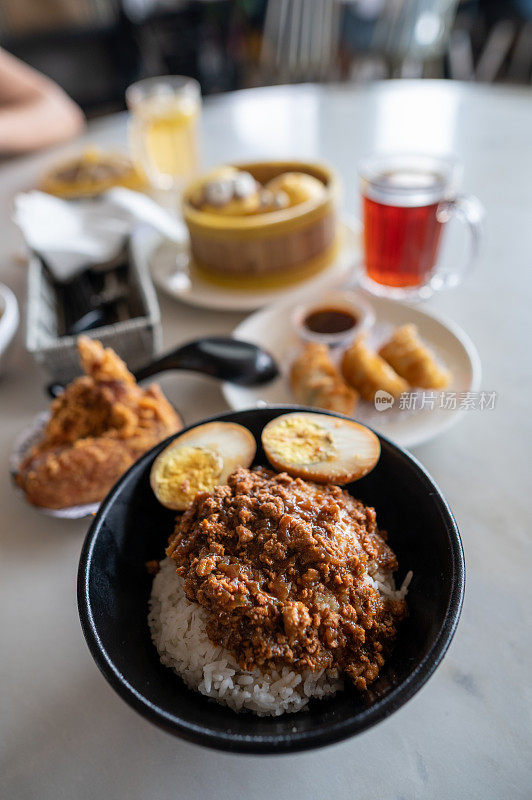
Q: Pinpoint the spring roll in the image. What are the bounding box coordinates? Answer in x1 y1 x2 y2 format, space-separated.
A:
290 343 358 415
341 336 409 401
379 324 450 389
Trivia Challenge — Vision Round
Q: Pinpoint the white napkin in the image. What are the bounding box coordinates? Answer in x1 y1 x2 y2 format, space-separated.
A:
13 188 185 282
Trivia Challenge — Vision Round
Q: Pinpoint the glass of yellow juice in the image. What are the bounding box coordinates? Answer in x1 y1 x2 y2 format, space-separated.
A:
126 76 201 191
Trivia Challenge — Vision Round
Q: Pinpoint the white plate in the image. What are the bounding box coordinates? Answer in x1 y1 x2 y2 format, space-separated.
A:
223 295 481 449
147 220 361 312
0 282 19 375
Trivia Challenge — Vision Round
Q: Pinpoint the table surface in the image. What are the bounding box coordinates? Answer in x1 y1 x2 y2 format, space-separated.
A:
1 81 530 800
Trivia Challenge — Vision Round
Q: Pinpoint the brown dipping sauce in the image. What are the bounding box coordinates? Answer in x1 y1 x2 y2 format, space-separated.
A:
304 307 358 335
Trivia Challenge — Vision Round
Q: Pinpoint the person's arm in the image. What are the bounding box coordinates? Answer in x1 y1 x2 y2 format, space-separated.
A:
0 48 85 154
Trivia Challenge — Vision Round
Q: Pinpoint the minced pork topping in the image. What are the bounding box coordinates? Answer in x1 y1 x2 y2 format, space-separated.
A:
166 466 407 690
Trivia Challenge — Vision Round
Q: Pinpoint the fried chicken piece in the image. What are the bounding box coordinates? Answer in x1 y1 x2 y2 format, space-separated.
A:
290 342 358 415
341 336 409 402
17 337 182 509
378 324 451 389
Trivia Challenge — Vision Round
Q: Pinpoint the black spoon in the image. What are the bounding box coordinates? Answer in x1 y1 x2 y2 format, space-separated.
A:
47 337 279 398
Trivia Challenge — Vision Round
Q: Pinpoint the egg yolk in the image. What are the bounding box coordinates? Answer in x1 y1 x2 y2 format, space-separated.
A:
263 418 336 465
154 445 223 506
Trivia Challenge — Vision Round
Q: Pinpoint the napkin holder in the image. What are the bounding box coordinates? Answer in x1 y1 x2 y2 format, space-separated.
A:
26 232 162 384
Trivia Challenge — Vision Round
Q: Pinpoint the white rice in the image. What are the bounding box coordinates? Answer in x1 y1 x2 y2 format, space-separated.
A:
148 557 412 717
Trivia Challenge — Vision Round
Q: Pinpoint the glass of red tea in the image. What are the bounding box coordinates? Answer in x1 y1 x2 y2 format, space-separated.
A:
359 153 483 299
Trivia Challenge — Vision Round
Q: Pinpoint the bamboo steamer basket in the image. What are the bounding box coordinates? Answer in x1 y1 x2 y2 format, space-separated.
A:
182 161 340 289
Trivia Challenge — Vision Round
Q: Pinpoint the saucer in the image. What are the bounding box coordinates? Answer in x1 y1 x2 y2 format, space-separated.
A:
143 219 361 313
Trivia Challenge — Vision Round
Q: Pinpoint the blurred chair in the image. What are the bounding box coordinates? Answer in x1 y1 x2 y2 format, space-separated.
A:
370 0 460 77
505 22 532 83
260 0 342 82
474 18 517 82
450 0 532 84
260 0 460 83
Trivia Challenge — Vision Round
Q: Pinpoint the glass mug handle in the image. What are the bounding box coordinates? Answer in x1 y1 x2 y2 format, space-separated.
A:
431 194 484 291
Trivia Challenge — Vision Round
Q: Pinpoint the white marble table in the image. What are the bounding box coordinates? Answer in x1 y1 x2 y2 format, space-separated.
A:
1 81 530 800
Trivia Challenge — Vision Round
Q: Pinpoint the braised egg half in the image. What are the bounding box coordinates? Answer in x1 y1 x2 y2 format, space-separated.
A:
150 421 256 510
261 412 380 484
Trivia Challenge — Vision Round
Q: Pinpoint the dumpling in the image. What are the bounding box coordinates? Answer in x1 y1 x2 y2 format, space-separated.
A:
264 172 326 207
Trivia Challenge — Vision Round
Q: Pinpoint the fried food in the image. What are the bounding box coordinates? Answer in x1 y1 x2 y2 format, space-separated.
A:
290 342 358 415
341 336 409 402
378 324 451 389
40 148 145 198
16 337 182 509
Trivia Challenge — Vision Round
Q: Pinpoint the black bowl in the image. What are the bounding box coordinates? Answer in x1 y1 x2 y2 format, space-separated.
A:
78 406 464 754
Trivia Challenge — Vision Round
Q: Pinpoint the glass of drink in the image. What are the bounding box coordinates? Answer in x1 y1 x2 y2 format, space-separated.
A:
358 153 483 300
126 76 201 192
